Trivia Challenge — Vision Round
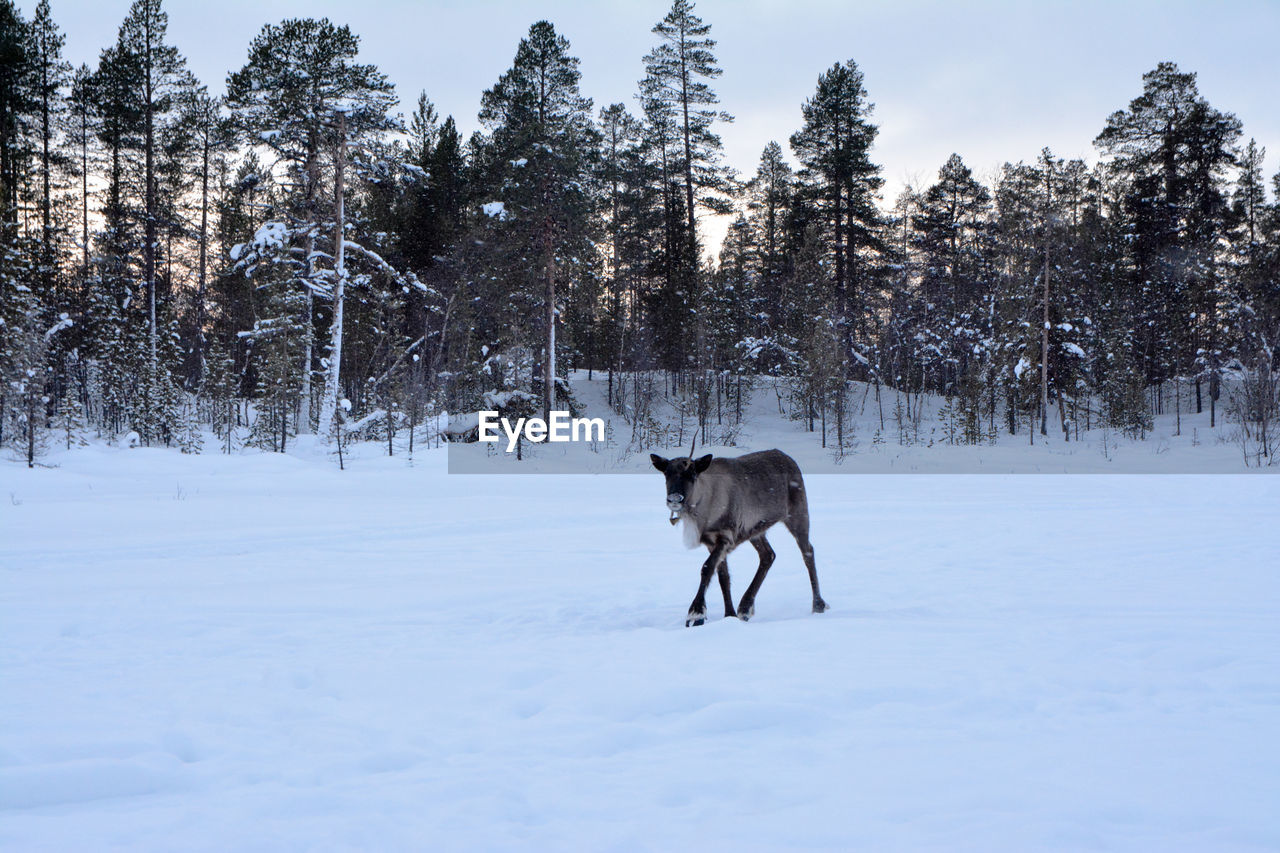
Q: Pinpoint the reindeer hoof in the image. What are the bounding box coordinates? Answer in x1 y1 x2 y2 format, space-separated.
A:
685 611 706 628
812 599 828 614
737 604 754 622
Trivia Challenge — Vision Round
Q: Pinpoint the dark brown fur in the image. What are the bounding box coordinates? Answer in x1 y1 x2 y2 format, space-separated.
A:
650 449 827 626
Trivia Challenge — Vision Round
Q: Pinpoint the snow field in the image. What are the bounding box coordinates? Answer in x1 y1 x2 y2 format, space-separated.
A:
2 445 1279 850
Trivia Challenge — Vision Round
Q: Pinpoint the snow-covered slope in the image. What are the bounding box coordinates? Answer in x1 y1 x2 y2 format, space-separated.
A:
3 444 1278 850
447 371 1275 473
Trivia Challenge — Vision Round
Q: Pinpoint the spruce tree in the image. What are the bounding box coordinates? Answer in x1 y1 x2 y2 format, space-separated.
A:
58 359 86 449
203 333 238 454
911 153 991 394
744 141 794 313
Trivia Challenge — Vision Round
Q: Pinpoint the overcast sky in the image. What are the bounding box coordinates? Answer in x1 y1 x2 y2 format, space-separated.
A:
23 0 1280 249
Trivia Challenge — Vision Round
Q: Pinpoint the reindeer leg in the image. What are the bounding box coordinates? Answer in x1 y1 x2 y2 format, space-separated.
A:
784 481 827 614
784 516 826 614
737 535 775 621
799 538 826 613
688 540 729 627
716 558 736 619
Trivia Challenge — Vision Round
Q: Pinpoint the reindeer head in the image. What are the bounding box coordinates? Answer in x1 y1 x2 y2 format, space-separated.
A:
650 454 713 519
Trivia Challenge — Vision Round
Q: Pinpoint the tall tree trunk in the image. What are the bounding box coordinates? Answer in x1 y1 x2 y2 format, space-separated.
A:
298 139 319 434
1040 165 1051 437
318 114 346 444
80 117 88 278
193 132 209 388
1041 246 1050 437
544 213 557 425
143 21 157 367
40 63 52 305
26 391 36 468
678 36 697 270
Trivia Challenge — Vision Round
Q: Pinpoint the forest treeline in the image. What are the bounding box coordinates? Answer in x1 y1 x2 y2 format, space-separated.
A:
1 0 1278 465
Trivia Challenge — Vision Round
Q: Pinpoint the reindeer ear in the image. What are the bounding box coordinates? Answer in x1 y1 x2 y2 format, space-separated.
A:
650 454 669 472
693 454 713 473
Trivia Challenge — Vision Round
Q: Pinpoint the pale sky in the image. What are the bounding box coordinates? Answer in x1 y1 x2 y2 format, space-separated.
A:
24 0 1280 251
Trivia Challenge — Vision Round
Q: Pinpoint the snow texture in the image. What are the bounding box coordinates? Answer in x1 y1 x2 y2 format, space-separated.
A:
43 314 73 340
2 440 1278 851
231 221 289 263
443 410 480 437
482 389 537 409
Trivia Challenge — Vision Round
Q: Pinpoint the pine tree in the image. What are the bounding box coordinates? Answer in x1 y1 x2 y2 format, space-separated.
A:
631 69 685 375
175 86 232 389
0 230 38 454
389 96 467 410
744 141 794 313
27 0 70 313
57 358 86 449
397 93 444 276
1262 168 1280 351
90 41 142 330
639 1 734 398
790 60 885 375
0 0 34 233
93 295 132 438
63 61 98 390
911 153 991 394
117 0 197 369
989 161 1042 433
1096 62 1242 392
789 224 846 444
1229 139 1275 402
426 116 466 240
706 214 760 422
79 0 200 446
210 151 268 378
596 102 638 398
202 333 238 454
641 0 734 265
226 17 397 436
66 64 93 276
248 316 302 453
7 303 52 466
476 20 597 423
0 1 36 454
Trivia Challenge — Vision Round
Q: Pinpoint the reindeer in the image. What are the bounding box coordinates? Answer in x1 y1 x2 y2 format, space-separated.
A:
650 449 828 626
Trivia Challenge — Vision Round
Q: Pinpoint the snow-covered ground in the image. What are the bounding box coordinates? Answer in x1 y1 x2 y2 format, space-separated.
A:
3 439 1278 851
